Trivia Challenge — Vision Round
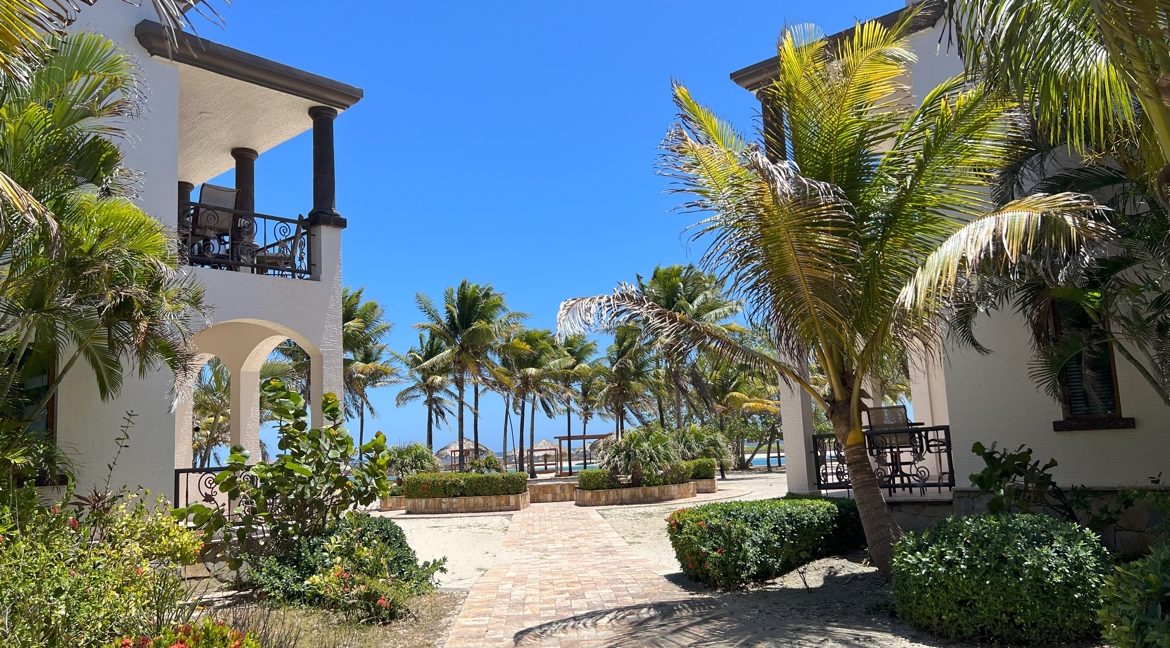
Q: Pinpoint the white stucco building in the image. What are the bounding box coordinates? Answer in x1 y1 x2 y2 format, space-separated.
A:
731 0 1169 523
54 4 361 501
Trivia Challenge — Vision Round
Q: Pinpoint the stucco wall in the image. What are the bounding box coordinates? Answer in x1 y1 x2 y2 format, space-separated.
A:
945 311 1170 488
56 4 345 499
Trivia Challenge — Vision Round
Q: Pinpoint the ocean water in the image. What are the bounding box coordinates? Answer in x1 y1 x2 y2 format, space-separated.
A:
749 454 786 467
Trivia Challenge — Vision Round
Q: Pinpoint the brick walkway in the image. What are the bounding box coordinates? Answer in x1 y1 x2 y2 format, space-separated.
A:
444 502 726 647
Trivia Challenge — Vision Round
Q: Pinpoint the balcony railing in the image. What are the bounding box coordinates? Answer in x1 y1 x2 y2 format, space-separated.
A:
179 201 312 278
812 425 955 496
173 466 256 519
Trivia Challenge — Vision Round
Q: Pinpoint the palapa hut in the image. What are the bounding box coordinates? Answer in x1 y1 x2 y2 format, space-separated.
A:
434 439 496 471
529 439 558 473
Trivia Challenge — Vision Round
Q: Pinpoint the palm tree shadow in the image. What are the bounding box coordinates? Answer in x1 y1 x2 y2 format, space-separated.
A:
510 558 974 647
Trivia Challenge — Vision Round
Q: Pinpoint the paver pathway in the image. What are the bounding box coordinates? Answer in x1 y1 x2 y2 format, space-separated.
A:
444 502 727 647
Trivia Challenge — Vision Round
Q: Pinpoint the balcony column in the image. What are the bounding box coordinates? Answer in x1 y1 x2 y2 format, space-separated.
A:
779 355 818 493
308 106 342 222
178 181 194 207
231 148 257 212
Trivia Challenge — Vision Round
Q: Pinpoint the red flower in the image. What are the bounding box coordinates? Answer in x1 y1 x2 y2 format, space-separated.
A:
50 505 61 514
376 595 391 609
67 517 79 530
715 547 725 555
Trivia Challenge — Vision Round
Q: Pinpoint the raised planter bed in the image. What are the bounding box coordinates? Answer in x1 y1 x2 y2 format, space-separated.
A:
405 491 530 514
529 481 576 503
693 478 717 494
575 481 697 507
380 495 406 512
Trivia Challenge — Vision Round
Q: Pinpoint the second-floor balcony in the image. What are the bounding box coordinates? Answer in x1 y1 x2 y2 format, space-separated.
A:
179 199 312 277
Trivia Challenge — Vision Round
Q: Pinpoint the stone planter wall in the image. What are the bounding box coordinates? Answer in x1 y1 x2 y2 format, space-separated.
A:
380 495 405 512
529 481 576 503
574 481 697 507
405 490 529 514
693 478 717 494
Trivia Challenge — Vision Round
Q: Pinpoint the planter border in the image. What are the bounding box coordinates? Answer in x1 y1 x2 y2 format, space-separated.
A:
405 490 529 514
574 481 696 507
693 478 717 494
529 481 576 503
379 495 406 512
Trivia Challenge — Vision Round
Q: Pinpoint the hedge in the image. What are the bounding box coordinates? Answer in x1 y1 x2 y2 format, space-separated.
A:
892 514 1111 645
578 464 691 491
666 498 839 589
1099 542 1170 647
781 493 865 555
401 471 528 499
685 458 717 480
577 469 618 491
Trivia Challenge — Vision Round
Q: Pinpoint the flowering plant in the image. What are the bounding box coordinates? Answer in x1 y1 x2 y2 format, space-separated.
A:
105 619 261 647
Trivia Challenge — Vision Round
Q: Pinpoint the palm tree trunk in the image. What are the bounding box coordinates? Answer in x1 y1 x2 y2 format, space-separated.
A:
566 397 573 476
358 405 366 466
830 405 902 575
518 397 527 474
582 416 589 469
501 393 511 471
528 394 537 478
426 402 434 454
473 381 481 460
456 374 466 472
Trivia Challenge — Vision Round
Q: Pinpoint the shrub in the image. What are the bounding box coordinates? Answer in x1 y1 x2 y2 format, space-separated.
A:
599 427 680 486
782 493 865 555
661 462 692 486
468 453 503 474
180 379 391 570
105 619 261 648
892 514 1110 644
1099 542 1170 647
248 513 444 623
666 498 838 589
0 491 201 646
401 471 527 499
685 458 717 480
577 469 618 491
673 424 733 468
387 442 441 482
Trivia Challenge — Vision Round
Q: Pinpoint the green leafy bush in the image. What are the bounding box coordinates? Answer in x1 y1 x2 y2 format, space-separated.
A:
1099 542 1170 647
673 424 733 468
666 498 838 589
657 462 692 486
386 442 441 482
468 454 503 474
685 458 717 480
105 619 261 647
599 427 680 486
0 491 201 646
577 469 618 491
782 493 865 554
249 514 444 623
401 471 527 498
180 379 391 570
892 514 1110 644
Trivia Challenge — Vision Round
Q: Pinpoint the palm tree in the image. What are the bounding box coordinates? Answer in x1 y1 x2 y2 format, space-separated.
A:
637 265 740 428
339 288 398 453
574 362 604 469
596 325 655 439
557 334 597 475
512 329 569 478
415 281 510 471
559 12 1108 573
191 357 292 467
395 332 455 454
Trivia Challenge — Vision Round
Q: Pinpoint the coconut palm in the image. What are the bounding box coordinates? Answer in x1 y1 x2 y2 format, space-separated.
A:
338 288 398 453
191 357 292 467
511 329 569 478
557 334 597 474
394 332 455 454
595 325 655 439
559 12 1108 573
415 281 511 471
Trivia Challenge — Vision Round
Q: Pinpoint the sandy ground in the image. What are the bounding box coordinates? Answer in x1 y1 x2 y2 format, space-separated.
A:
392 513 512 589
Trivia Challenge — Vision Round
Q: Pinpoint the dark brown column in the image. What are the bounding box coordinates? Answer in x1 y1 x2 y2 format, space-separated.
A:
761 90 787 162
308 106 340 222
231 147 258 212
178 181 194 205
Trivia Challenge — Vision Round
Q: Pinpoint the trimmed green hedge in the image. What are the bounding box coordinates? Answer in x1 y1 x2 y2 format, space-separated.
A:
892 514 1110 645
579 463 692 491
685 458 717 480
401 471 527 499
781 493 865 555
1099 542 1170 647
666 498 839 589
577 469 618 491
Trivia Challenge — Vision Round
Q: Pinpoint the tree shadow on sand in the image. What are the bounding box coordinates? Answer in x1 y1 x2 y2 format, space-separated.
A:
511 557 975 647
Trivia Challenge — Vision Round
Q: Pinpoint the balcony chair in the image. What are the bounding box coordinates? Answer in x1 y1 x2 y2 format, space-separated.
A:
191 184 237 240
252 217 307 276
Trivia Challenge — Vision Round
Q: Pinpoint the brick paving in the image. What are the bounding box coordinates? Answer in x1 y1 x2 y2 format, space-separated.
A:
444 501 725 647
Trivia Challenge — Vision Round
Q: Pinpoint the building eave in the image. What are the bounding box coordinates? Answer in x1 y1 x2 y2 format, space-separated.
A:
135 20 364 110
729 0 949 93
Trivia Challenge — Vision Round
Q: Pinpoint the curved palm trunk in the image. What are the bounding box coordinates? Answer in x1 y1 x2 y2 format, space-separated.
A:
565 397 573 475
455 374 466 472
830 404 902 575
528 394 537 478
473 381 481 460
358 406 365 466
581 416 589 470
501 393 511 471
518 396 527 474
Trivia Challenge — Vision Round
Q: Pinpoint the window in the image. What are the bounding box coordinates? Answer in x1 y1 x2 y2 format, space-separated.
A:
1051 302 1134 431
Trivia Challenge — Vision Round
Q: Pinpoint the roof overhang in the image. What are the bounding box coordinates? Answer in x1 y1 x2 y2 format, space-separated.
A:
729 0 948 93
135 20 364 186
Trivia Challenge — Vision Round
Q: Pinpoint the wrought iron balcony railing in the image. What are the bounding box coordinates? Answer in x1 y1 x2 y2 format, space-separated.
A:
173 466 256 519
179 201 312 278
812 425 955 496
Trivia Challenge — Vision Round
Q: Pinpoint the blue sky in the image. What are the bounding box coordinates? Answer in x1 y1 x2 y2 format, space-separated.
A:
189 1 903 454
